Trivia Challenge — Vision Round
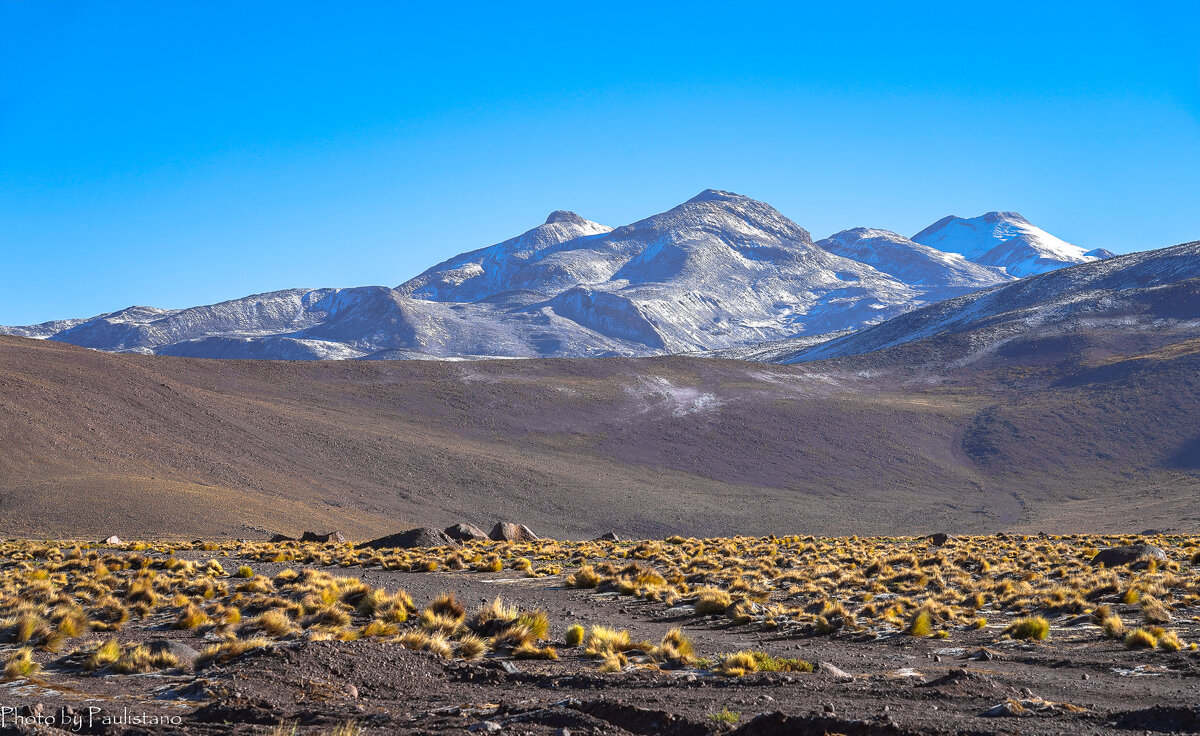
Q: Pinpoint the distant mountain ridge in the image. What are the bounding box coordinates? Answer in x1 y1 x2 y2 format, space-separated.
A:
912 211 1103 277
2 192 1109 360
771 239 1200 366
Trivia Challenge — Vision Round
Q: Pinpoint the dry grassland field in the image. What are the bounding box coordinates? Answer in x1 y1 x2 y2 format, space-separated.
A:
0 533 1198 735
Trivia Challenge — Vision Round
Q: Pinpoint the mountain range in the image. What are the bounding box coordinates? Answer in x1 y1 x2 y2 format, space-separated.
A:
1 191 1109 360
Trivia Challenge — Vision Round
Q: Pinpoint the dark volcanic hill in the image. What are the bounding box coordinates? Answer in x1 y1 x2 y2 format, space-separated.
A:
2 332 1198 540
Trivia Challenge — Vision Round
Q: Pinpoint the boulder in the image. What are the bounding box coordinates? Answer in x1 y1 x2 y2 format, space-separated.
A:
593 532 620 542
927 533 952 547
489 522 540 543
361 527 461 549
148 640 200 667
1091 544 1167 567
103 535 121 545
299 531 346 544
444 523 489 542
268 534 296 543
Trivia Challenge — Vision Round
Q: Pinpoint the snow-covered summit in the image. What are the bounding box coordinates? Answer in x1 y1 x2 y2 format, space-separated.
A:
0 193 1130 362
817 227 1012 296
912 211 1108 277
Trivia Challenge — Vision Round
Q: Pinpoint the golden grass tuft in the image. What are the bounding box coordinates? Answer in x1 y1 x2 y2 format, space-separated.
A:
1125 628 1158 649
694 589 733 616
1004 616 1050 641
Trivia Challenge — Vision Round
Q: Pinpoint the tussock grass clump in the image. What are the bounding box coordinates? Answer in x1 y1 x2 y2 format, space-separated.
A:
361 620 399 638
430 592 465 620
598 652 627 672
567 565 600 588
584 626 634 658
197 637 273 668
419 609 463 636
1125 628 1158 649
472 597 518 633
708 708 741 725
85 639 122 672
113 644 180 674
516 611 550 641
652 627 695 667
456 633 489 659
174 604 209 630
397 630 453 659
234 565 254 579
906 610 933 637
1004 616 1050 641
1101 615 1127 639
3 647 38 681
512 642 558 660
1142 598 1172 625
694 589 733 616
714 650 812 677
247 609 296 637
565 624 585 647
1158 629 1184 652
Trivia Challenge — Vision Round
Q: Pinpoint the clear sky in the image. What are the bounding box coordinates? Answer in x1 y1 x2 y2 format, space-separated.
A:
2 1 1198 325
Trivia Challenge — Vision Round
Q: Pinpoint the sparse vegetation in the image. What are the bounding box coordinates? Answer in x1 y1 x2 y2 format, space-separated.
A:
1004 616 1050 640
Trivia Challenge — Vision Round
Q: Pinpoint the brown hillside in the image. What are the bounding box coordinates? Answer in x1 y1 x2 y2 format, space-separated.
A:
0 335 1197 539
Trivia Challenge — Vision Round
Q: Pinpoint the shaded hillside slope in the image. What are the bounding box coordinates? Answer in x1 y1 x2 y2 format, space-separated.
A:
782 240 1200 365
1 334 1197 539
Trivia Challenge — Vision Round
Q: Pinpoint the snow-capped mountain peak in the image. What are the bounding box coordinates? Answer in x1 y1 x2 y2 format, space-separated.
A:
544 210 590 226
911 211 1109 277
1 193 1128 362
816 228 1012 294
685 188 748 204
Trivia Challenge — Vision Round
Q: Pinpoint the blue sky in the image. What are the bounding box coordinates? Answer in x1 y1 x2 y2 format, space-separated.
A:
2 1 1198 324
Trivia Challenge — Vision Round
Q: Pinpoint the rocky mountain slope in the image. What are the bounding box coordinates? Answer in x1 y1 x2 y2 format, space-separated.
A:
774 239 1200 366
3 193 1079 360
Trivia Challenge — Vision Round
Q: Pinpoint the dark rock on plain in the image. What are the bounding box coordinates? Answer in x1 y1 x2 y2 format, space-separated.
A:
362 527 461 549
1091 544 1167 566
299 531 346 544
445 522 489 542
490 522 540 542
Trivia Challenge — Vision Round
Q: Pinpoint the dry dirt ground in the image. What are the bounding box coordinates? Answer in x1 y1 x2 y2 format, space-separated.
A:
2 333 1200 540
1 536 1200 735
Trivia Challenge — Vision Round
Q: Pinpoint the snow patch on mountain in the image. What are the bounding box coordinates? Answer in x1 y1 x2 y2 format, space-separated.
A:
912 211 1108 277
778 240 1200 364
0 193 1127 362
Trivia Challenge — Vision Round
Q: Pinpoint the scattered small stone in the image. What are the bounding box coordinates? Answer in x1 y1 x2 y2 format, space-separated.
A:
103 535 121 545
468 721 502 733
345 684 358 699
818 662 853 681
499 661 522 675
